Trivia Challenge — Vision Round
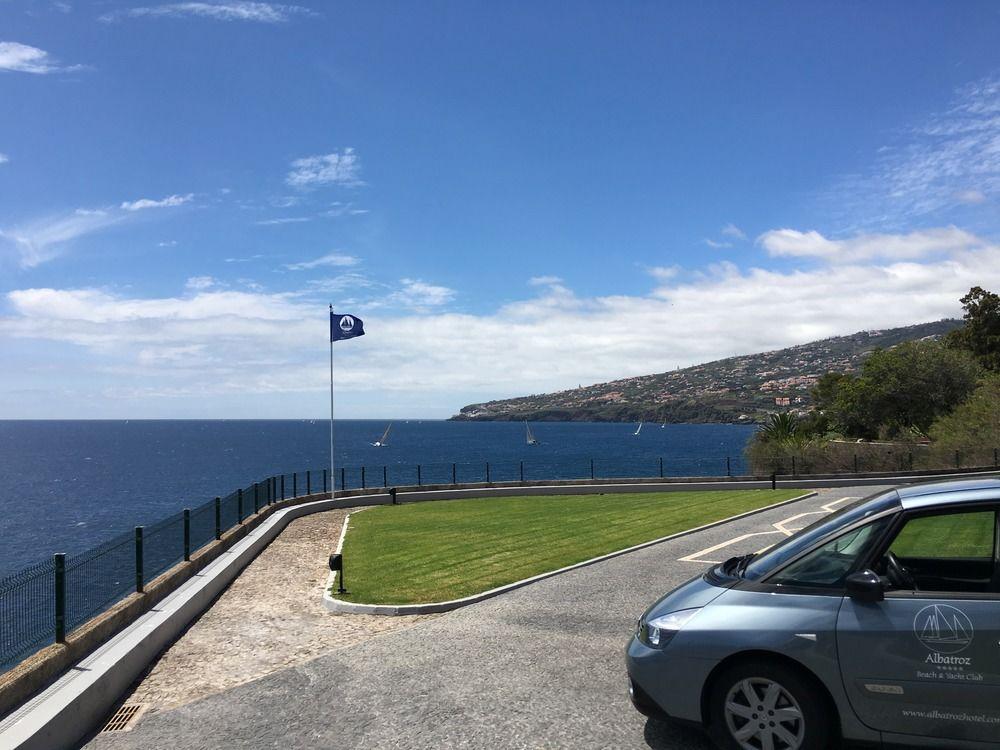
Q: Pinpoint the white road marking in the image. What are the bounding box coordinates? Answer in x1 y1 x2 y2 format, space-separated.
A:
678 496 860 564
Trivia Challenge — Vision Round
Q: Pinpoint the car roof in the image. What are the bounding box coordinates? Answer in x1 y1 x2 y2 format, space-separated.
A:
896 476 1000 510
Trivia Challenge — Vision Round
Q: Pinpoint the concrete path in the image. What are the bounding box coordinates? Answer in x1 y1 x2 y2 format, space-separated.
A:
84 486 885 750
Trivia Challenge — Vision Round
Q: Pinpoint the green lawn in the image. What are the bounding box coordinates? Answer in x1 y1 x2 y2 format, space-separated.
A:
336 489 802 604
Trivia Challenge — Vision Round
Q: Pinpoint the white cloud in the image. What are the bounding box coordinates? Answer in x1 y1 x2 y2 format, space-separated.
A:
285 252 360 271
120 193 193 212
825 75 1000 228
703 238 731 249
158 240 178 247
721 223 747 240
0 41 82 74
0 209 121 268
529 275 563 286
286 149 362 189
256 217 310 225
0 153 8 164
389 278 456 310
100 2 311 23
758 226 980 263
954 189 987 205
646 265 680 282
3 227 999 416
185 276 218 291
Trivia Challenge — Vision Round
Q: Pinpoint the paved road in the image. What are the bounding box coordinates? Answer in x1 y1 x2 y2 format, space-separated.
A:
86 486 884 750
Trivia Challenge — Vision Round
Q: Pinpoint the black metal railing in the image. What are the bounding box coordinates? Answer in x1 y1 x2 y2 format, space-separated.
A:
2 447 998 675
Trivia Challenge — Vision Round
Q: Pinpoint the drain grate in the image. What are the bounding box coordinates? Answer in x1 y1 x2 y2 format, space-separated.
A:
101 703 148 733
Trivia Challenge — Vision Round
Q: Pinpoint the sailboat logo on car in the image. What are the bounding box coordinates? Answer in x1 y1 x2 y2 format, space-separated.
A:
339 316 355 332
913 604 974 654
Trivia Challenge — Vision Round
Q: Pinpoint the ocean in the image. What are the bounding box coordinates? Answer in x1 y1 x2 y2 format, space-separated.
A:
0 420 756 577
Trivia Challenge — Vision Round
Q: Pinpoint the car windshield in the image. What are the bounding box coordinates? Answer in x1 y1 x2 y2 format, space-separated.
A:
741 490 901 581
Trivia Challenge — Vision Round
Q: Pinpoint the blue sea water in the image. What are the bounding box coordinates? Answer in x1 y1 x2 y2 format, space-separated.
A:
0 420 755 577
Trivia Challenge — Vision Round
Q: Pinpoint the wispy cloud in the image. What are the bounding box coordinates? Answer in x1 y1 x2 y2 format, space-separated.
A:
120 193 193 212
158 240 178 247
758 226 980 263
100 2 312 23
0 41 83 74
703 238 731 249
285 252 360 271
0 153 8 165
721 223 747 240
389 278 455 310
0 209 121 268
286 148 363 189
529 275 563 286
185 275 219 291
255 216 310 225
325 201 368 217
825 75 1000 229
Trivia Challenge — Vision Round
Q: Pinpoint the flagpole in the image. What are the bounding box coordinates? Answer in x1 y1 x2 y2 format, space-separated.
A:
330 305 337 500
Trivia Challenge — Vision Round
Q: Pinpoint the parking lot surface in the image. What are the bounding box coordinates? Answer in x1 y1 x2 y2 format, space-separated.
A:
85 486 881 750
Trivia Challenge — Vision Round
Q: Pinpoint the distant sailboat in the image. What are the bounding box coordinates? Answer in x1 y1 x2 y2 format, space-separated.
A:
372 423 392 447
525 421 538 446
634 421 643 436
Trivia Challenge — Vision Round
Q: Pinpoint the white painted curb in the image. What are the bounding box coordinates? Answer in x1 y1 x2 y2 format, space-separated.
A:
323 491 818 615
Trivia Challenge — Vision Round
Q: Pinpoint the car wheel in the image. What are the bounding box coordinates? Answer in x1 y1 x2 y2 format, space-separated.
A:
707 659 833 750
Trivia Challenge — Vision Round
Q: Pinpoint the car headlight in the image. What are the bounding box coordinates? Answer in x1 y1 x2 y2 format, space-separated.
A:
636 608 700 648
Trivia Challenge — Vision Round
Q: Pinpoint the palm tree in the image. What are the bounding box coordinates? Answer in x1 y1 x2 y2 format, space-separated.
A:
758 412 798 443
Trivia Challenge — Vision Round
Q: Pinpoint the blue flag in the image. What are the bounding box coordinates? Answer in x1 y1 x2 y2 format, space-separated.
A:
330 311 365 342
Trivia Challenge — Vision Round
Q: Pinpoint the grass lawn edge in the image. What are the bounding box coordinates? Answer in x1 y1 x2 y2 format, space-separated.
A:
323 490 818 616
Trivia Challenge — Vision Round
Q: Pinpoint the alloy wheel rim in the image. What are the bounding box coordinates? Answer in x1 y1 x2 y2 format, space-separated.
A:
723 677 805 750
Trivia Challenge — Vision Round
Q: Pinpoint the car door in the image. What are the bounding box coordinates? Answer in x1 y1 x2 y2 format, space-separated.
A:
836 504 1000 744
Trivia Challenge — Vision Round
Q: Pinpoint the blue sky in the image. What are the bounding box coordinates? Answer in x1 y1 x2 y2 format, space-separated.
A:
2 1 1000 418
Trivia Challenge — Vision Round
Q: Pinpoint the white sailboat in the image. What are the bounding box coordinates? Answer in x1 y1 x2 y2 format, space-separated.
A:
633 421 643 436
372 423 392 447
525 420 538 446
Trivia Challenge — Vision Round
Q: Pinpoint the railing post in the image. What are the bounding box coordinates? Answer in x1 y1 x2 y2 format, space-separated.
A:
135 526 144 593
54 553 66 643
323 469 328 493
253 482 259 513
417 465 422 485
383 466 387 487
771 473 776 491
853 454 858 474
995 448 998 468
486 462 491 484
281 474 285 501
955 450 961 469
908 452 914 471
520 461 524 483
361 466 366 489
726 456 731 477
659 457 663 478
183 508 191 561
237 489 244 523
214 497 221 540
306 470 311 495
590 458 595 480
791 456 796 476
452 463 457 485
341 467 345 491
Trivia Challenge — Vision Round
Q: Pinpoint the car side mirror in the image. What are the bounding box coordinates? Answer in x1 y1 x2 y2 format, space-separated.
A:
845 570 884 603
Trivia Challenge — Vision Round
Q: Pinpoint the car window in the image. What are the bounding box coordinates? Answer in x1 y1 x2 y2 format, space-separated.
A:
742 491 900 581
768 518 892 589
889 510 996 559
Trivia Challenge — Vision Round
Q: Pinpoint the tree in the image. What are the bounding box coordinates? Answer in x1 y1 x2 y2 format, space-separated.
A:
829 340 980 439
810 371 852 411
948 286 1000 372
757 412 798 443
928 377 1000 463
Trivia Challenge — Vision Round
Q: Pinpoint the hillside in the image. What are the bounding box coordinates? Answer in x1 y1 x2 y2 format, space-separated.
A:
451 319 962 423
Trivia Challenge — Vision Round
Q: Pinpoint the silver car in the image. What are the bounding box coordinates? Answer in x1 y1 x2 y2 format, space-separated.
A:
626 478 1000 750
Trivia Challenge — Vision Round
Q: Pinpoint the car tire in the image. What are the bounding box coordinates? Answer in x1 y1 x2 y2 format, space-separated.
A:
707 659 833 750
